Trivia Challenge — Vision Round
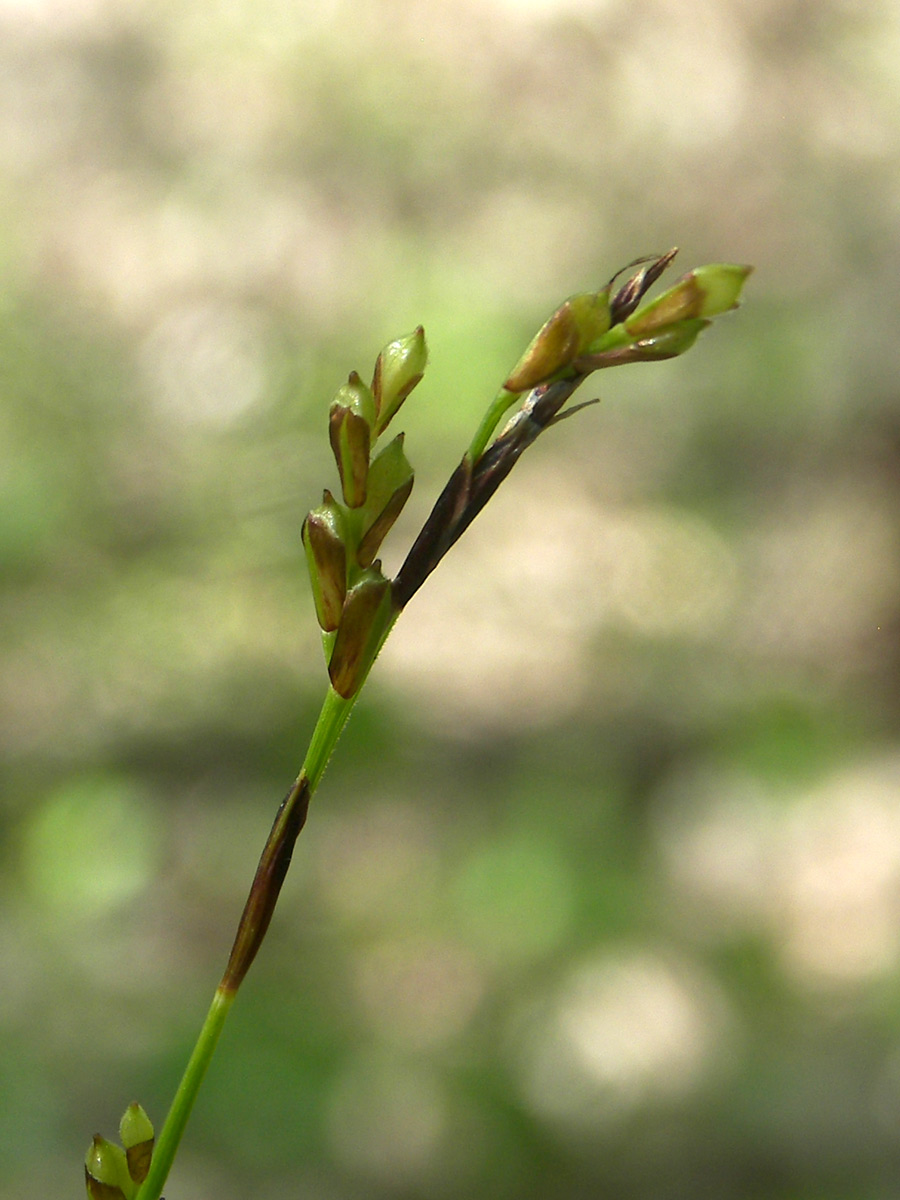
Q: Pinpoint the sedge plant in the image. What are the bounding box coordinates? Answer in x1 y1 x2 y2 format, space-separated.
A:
85 249 751 1200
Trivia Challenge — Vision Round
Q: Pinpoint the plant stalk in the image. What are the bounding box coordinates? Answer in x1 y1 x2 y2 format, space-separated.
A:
125 250 750 1200
134 681 365 1200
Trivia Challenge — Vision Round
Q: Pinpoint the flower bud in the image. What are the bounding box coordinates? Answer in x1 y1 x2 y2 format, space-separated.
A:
328 569 393 699
357 434 415 568
372 326 427 435
625 263 752 338
302 490 348 632
85 1136 131 1200
329 372 374 508
504 290 611 392
119 1103 154 1185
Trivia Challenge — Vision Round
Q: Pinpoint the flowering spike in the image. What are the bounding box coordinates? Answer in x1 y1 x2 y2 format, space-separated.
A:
357 434 415 568
372 326 427 435
302 490 348 632
328 569 393 698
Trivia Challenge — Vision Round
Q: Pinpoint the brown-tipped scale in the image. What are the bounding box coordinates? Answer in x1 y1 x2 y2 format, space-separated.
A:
328 569 393 699
329 372 375 508
302 490 348 632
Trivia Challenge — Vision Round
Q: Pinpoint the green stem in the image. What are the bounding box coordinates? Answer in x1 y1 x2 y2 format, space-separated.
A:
467 386 518 462
134 681 366 1200
303 682 356 791
135 987 234 1200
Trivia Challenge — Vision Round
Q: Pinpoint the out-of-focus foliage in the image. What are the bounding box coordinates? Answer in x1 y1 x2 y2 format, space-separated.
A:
3 1 900 1198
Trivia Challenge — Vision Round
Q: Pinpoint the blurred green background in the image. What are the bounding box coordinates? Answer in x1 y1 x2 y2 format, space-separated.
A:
3 1 900 1197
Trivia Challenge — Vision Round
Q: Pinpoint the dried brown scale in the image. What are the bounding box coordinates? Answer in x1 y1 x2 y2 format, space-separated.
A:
391 456 472 609
125 1141 153 1186
84 1168 125 1200
391 373 587 609
445 375 585 542
220 776 311 993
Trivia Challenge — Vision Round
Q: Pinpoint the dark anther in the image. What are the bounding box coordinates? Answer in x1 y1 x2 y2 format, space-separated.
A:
609 248 678 326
